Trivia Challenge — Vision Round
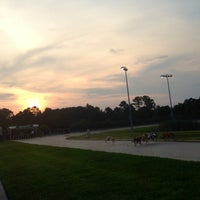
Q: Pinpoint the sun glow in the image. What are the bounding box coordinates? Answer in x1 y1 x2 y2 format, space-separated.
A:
16 90 47 111
26 97 46 110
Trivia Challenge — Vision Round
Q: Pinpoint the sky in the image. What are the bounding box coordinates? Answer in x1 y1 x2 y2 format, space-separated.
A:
0 0 200 114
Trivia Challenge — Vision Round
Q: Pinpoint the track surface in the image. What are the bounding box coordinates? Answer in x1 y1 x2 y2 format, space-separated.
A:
18 134 200 161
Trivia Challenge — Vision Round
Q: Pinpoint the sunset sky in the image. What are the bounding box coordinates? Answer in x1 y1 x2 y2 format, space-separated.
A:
0 0 200 114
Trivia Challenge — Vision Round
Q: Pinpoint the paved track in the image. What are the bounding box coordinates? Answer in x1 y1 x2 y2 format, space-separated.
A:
18 134 200 162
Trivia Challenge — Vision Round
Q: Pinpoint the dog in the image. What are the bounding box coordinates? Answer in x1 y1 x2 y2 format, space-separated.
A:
105 136 115 143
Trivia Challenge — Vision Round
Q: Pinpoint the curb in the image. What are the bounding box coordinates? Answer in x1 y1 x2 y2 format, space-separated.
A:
0 181 8 200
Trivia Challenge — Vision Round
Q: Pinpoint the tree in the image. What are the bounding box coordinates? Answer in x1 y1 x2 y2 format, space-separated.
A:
30 106 41 116
0 108 13 120
173 103 184 119
173 97 200 120
132 96 156 111
119 101 129 111
132 96 143 110
0 108 13 128
142 95 156 111
155 105 171 121
104 107 113 118
12 107 38 125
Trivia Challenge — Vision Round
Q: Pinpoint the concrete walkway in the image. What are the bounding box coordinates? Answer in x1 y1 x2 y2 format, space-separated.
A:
0 181 8 200
18 134 200 162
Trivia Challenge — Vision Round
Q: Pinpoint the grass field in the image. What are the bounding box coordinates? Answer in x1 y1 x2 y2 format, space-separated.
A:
68 127 200 141
0 141 200 200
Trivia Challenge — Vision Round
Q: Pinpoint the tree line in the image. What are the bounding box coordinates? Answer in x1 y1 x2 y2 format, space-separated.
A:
0 96 200 134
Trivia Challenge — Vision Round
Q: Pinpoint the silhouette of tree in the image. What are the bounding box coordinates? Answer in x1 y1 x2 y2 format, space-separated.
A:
142 95 156 110
104 107 113 116
132 96 143 110
155 105 171 121
119 101 129 111
12 107 38 125
132 96 155 111
0 96 199 133
31 106 41 116
174 97 200 120
0 108 13 128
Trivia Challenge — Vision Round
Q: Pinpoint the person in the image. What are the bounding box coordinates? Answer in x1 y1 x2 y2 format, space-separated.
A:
86 129 90 138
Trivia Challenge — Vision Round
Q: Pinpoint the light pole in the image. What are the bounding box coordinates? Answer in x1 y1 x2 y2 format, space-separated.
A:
160 74 174 121
121 66 133 131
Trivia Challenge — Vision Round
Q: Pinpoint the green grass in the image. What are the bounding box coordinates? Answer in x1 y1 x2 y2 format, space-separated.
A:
0 141 200 200
69 128 200 141
172 130 200 140
69 127 155 140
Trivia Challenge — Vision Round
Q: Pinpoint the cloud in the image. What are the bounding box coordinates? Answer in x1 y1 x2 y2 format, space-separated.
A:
0 37 75 92
0 42 61 72
0 0 200 113
109 48 124 54
0 93 15 100
135 55 168 65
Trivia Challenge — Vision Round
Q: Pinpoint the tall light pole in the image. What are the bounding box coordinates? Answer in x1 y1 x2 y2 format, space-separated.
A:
160 74 174 121
121 66 133 131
